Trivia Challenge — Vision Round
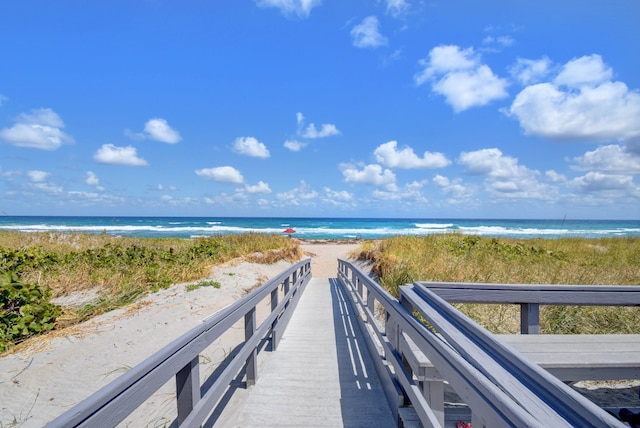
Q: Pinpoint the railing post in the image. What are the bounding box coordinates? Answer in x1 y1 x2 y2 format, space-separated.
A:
520 303 540 334
176 356 200 424
271 286 280 350
245 307 257 386
283 276 290 296
357 275 363 297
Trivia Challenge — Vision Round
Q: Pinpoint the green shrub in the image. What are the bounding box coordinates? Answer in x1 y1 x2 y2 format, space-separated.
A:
1 272 62 352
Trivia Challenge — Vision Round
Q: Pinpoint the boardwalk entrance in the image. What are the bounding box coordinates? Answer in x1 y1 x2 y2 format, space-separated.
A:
217 278 395 427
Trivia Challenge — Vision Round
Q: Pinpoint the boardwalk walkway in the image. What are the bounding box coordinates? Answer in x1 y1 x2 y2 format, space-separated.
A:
217 277 395 427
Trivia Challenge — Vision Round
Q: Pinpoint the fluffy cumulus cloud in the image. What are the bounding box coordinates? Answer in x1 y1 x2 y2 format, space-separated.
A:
126 118 182 143
245 181 272 194
458 148 552 200
414 45 509 112
94 144 148 166
283 139 307 152
322 187 353 205
0 108 74 150
507 54 640 142
569 172 635 193
341 163 397 189
276 181 319 206
144 118 182 143
296 112 340 139
195 166 244 184
255 0 321 18
374 140 450 169
509 57 552 85
572 144 640 174
86 171 105 191
433 174 476 200
233 136 270 158
351 16 388 48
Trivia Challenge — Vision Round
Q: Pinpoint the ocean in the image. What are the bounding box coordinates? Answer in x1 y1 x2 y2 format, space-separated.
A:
0 216 639 240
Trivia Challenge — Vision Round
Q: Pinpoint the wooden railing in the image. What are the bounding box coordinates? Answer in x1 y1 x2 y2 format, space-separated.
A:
337 259 629 428
46 259 311 427
421 281 640 333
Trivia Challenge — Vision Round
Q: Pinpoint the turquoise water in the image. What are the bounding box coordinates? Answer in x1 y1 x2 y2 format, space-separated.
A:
1 216 639 239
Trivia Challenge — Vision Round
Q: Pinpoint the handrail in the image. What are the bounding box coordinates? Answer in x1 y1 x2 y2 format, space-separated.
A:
337 258 624 428
46 258 312 427
419 281 640 333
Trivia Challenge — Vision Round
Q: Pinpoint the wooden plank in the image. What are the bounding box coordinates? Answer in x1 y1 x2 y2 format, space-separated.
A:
405 283 622 427
419 281 640 306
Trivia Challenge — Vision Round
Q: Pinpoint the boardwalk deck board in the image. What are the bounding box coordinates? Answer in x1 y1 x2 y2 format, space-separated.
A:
226 278 396 428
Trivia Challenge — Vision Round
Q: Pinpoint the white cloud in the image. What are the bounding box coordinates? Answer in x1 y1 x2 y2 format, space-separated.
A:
545 170 567 183
351 16 388 49
284 139 307 151
510 57 552 85
276 181 319 206
433 174 475 200
195 166 244 183
569 172 635 193
374 140 450 169
571 144 640 174
27 170 49 182
0 108 74 150
143 118 181 143
385 0 410 17
372 181 427 203
233 136 270 158
255 0 321 18
458 148 552 200
245 181 272 194
86 171 100 186
85 171 105 191
296 112 340 139
507 54 640 142
0 94 7 106
553 54 613 88
300 123 340 139
323 187 353 202
414 45 508 112
93 144 148 166
341 163 397 188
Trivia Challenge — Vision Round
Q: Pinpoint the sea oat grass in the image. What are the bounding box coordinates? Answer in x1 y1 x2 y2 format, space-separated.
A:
0 231 302 351
352 234 640 334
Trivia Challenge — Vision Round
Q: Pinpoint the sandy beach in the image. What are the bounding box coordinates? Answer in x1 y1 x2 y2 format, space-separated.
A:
0 242 359 427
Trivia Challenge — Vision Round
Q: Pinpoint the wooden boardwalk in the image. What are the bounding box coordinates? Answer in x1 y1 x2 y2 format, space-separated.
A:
216 277 396 427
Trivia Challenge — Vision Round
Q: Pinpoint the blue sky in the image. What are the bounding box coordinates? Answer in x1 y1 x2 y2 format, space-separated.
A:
1 1 639 219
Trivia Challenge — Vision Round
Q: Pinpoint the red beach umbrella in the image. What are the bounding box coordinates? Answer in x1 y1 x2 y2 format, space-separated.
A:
283 228 296 234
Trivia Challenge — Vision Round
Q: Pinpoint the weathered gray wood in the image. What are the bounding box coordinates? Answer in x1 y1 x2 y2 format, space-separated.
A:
521 303 540 334
337 265 440 428
176 356 200 424
407 282 623 427
420 281 640 306
46 259 311 428
337 259 625 428
244 307 257 386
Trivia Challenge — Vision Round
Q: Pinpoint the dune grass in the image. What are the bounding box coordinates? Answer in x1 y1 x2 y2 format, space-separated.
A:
352 235 640 334
1 231 303 351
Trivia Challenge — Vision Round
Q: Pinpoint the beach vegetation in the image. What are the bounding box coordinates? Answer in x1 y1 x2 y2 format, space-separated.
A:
0 231 303 352
353 235 640 334
186 280 221 292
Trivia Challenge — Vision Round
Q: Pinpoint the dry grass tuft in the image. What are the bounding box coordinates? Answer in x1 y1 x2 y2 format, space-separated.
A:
352 234 640 334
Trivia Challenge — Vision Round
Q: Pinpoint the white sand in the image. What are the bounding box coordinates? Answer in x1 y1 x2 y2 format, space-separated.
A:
0 242 358 427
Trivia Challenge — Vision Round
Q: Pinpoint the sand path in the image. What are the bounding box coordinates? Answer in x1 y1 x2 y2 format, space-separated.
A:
0 242 359 427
